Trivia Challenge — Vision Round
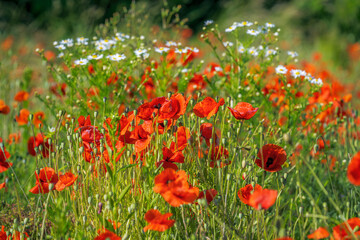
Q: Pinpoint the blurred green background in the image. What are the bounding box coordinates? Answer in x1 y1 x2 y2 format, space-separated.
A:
1 0 360 66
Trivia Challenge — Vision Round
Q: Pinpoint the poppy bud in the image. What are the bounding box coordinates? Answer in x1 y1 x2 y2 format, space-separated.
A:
299 207 303 214
313 144 319 154
198 198 207 206
128 203 135 213
24 218 29 225
49 183 54 191
83 215 87 223
95 194 99 200
94 111 98 118
242 160 246 168
38 145 43 152
28 114 33 121
98 202 103 214
79 147 84 154
88 197 92 204
122 233 129 240
35 168 40 175
322 202 327 211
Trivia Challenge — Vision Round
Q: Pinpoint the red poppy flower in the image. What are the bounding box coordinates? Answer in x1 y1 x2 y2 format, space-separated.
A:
88 64 95 74
204 63 224 79
248 188 277 210
307 227 329 239
158 93 188 120
0 182 5 190
108 219 121 230
0 225 29 240
332 217 360 240
80 126 104 145
193 97 225 119
187 74 206 94
29 167 58 194
0 226 5 240
237 184 263 206
0 100 10 114
55 172 78 191
143 209 175 232
128 123 153 153
14 91 29 102
347 151 360 186
255 144 287 172
106 72 119 85
50 83 67 98
156 146 185 170
7 132 21 145
0 138 12 173
200 123 220 147
153 168 199 207
198 189 218 204
33 111 45 128
228 102 258 120
27 133 52 158
172 126 191 151
16 109 30 125
209 146 230 168
94 229 121 240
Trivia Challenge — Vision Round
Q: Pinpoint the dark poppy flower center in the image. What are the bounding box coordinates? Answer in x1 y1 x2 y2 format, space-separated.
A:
266 157 274 167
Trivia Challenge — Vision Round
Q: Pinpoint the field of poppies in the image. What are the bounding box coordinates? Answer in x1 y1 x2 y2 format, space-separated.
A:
1 4 360 240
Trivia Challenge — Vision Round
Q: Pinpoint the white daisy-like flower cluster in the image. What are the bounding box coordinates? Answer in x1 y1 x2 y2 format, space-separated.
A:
236 44 277 58
87 54 103 60
107 53 126 62
74 58 89 65
77 37 89 45
225 21 276 35
165 41 180 47
204 20 214 26
275 65 323 86
247 46 259 56
54 32 135 54
246 29 261 36
223 41 234 47
265 49 277 57
225 21 253 32
134 49 149 59
154 47 170 54
287 51 298 58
